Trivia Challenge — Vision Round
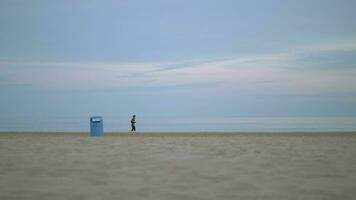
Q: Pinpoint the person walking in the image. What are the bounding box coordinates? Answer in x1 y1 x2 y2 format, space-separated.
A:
131 115 136 132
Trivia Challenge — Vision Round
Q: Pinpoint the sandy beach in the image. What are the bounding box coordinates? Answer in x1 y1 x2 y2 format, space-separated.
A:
1 132 356 200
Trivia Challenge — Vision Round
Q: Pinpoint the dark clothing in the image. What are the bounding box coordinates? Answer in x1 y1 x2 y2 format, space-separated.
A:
131 124 136 131
131 118 136 131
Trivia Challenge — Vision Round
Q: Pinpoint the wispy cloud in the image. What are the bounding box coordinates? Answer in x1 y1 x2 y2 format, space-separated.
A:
1 39 356 95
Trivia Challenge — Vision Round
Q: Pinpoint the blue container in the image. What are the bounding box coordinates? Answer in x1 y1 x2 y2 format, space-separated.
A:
90 116 104 136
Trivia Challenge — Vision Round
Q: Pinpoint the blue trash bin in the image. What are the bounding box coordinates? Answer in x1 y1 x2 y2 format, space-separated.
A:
90 116 104 136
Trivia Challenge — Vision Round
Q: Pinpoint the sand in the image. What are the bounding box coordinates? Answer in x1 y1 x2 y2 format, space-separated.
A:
0 132 356 200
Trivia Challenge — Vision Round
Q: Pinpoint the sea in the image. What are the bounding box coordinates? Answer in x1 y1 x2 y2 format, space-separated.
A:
0 116 356 132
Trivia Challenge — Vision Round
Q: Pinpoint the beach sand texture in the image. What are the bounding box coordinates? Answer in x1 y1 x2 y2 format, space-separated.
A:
1 132 356 200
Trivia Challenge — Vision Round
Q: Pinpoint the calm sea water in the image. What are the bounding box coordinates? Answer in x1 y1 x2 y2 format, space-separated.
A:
0 116 356 132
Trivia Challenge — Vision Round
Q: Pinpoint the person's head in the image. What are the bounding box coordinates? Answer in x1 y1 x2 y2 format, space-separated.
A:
133 115 136 118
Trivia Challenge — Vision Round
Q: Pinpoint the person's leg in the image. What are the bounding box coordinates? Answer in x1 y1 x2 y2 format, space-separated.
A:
133 125 136 131
131 125 134 131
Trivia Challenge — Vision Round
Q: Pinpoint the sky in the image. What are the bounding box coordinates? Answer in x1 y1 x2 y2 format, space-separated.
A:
1 0 356 118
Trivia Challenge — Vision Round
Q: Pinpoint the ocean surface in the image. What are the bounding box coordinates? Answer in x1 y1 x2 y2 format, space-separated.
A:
0 116 356 132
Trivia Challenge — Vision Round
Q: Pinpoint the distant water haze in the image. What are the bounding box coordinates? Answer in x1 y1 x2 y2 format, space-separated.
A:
1 116 356 132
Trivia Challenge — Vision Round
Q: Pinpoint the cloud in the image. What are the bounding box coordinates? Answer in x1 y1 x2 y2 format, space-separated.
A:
1 39 356 95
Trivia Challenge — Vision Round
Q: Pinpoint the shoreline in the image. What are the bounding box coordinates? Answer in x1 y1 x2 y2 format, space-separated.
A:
1 131 356 137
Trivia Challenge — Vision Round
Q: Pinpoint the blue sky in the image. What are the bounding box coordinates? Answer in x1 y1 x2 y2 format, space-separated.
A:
1 0 356 118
